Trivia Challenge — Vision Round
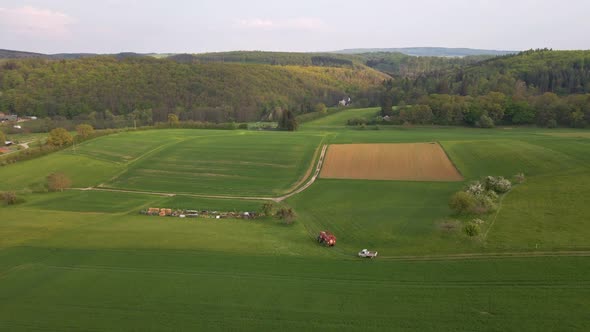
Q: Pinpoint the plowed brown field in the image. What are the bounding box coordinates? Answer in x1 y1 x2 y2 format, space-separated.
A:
320 143 463 181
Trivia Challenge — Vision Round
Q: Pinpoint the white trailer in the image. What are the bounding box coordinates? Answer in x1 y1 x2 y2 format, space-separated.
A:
358 249 378 258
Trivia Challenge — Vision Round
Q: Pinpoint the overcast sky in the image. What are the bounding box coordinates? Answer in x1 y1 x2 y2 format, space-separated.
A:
1 0 589 54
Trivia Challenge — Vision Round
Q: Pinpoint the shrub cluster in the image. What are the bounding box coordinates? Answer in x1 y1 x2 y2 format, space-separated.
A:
347 118 369 126
449 176 513 215
0 191 24 205
483 176 512 193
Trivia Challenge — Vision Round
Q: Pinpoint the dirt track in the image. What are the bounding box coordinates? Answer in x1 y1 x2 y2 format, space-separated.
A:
320 142 463 181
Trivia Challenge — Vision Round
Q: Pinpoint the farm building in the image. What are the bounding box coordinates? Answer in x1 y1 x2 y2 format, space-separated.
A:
0 113 17 122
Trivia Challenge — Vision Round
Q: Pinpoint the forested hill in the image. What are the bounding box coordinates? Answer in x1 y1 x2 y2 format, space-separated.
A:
334 47 517 57
355 52 495 78
169 51 360 68
379 50 590 128
0 49 159 60
169 51 499 80
0 56 388 121
388 49 590 102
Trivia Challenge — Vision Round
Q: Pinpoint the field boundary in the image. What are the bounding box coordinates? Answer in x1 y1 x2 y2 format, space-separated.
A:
438 141 465 179
280 139 326 195
275 144 328 201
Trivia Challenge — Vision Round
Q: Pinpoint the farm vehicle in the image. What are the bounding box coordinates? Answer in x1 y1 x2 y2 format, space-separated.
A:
317 231 336 246
358 249 378 258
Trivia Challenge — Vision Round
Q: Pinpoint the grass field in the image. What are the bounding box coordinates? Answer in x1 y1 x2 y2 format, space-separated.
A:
1 108 589 331
106 131 324 196
301 107 380 128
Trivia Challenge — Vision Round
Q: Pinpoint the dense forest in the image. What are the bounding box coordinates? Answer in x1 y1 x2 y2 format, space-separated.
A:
333 47 516 57
379 50 590 128
172 51 357 68
0 56 387 122
358 52 495 78
171 51 496 80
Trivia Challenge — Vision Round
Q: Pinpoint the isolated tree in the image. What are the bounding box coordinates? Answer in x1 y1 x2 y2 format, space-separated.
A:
275 207 296 224
168 113 179 126
76 124 94 139
47 172 72 192
47 128 73 147
380 94 393 116
278 110 298 131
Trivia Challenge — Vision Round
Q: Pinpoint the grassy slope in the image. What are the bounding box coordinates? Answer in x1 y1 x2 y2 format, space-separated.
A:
0 246 588 331
1 111 590 330
0 153 122 191
301 107 380 129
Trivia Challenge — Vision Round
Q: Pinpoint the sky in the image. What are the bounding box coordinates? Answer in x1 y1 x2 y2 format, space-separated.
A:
1 0 589 54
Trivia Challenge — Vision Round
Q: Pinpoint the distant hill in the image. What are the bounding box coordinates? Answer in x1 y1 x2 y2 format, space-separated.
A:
168 51 360 68
385 49 590 99
0 56 387 122
0 49 151 60
0 49 49 59
333 47 517 57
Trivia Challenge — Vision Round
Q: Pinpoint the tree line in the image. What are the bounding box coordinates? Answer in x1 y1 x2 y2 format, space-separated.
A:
378 92 590 128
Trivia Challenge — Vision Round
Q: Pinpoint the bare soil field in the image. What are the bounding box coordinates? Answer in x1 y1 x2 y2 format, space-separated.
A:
320 143 463 181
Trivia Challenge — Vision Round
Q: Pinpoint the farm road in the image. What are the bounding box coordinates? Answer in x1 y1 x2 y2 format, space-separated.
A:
72 144 329 203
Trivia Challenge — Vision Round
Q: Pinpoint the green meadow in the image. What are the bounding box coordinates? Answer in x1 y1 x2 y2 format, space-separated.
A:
1 108 589 330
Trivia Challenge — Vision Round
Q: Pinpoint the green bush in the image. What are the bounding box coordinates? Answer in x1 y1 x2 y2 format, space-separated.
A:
463 222 480 237
477 115 495 128
449 191 477 215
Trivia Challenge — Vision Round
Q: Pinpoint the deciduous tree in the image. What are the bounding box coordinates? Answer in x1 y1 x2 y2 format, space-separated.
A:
168 113 179 126
275 207 296 224
47 128 73 147
47 172 72 192
76 124 94 139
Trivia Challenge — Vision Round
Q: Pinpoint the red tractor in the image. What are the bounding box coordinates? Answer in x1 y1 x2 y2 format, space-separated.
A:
317 231 336 247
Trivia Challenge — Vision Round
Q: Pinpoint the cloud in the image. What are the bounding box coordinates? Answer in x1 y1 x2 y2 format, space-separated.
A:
237 17 325 30
0 6 75 39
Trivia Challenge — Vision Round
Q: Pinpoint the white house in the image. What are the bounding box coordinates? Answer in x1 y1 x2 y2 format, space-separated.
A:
339 97 352 106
